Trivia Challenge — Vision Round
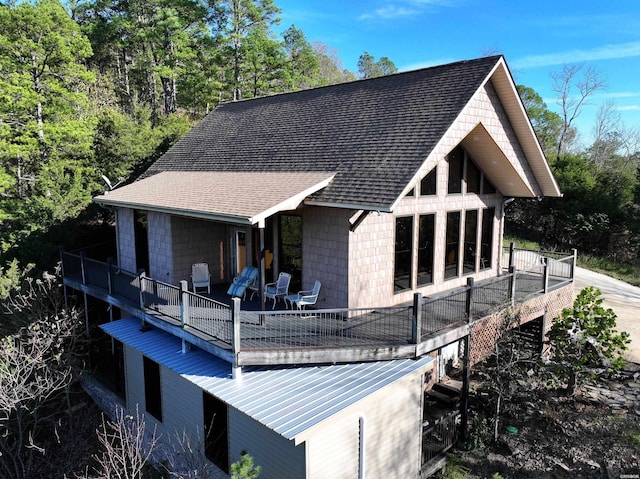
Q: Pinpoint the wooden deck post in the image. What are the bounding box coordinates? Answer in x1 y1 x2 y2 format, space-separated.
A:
542 257 549 293
232 297 242 379
571 248 578 281
459 334 471 444
411 292 422 344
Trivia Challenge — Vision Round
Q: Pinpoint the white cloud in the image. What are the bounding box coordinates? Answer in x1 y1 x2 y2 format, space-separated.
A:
357 0 457 22
616 105 640 111
400 58 458 71
512 41 640 69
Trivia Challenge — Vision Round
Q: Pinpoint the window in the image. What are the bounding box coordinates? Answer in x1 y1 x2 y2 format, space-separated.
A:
466 159 481 194
394 216 413 292
445 212 461 279
417 215 435 286
447 147 464 194
480 208 495 270
279 215 302 291
406 187 415 197
482 175 496 194
463 210 478 274
203 392 229 473
420 167 437 196
143 356 162 422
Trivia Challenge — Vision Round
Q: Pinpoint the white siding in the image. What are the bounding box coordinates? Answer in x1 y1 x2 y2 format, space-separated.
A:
304 369 425 479
230 409 306 479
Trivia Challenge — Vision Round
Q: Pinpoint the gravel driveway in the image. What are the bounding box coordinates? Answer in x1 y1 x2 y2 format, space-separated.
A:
574 267 640 363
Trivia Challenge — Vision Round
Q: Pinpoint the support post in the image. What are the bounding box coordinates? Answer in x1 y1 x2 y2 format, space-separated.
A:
180 280 189 327
79 252 89 335
232 297 242 379
107 258 114 296
465 277 474 321
259 224 266 317
411 292 422 344
508 241 515 269
59 246 69 313
509 265 516 307
459 335 471 445
542 257 549 293
571 248 578 281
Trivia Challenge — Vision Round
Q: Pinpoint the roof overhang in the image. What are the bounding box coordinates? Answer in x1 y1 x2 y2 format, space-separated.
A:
486 58 561 197
461 123 536 197
94 171 336 226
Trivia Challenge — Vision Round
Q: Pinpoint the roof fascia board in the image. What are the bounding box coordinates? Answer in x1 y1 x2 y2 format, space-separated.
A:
484 58 561 197
304 199 392 213
94 197 253 225
251 174 336 224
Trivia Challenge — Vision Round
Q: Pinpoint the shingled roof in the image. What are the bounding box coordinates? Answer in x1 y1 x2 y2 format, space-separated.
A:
97 55 560 219
141 55 504 211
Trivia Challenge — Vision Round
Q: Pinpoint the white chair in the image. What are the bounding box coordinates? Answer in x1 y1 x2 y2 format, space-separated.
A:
264 272 291 309
291 280 321 310
191 263 211 294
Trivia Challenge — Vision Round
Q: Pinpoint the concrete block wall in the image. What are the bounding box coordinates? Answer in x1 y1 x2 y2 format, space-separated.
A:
115 207 136 273
302 206 351 309
147 212 173 283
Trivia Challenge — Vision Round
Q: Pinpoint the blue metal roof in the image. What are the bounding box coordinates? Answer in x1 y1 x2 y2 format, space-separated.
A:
101 318 434 441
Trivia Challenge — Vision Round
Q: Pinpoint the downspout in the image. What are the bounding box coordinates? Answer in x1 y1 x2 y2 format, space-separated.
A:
498 197 515 272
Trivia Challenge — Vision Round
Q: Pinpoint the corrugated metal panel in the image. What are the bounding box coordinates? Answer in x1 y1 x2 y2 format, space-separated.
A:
101 318 434 441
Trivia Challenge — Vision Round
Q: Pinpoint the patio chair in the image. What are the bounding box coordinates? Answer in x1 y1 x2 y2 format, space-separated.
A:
191 263 211 294
290 280 321 310
264 272 291 309
227 266 258 299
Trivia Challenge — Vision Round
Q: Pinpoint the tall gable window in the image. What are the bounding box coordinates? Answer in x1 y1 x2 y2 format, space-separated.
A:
420 167 437 196
394 216 414 292
480 208 495 270
444 212 461 279
447 145 497 195
463 210 478 274
143 356 162 422
447 147 464 194
417 215 435 286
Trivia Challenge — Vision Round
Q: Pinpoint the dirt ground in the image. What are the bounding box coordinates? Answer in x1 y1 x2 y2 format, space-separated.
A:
449 362 640 479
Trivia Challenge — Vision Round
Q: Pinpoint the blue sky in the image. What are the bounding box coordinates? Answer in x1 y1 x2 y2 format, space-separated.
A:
275 0 640 147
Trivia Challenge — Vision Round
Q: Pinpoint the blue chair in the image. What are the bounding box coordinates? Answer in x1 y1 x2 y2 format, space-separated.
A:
227 266 258 299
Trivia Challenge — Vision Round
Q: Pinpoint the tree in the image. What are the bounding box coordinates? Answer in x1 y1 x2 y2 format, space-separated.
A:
231 451 262 479
517 84 563 161
547 287 630 395
283 24 320 89
216 0 281 100
312 41 356 85
0 270 87 479
0 0 95 201
551 63 606 160
357 51 397 79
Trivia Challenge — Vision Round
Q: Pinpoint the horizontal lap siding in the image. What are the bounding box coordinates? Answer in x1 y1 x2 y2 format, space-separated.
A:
230 409 306 479
305 369 425 478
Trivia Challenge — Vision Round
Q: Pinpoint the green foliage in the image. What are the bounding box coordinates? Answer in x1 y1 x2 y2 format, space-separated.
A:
0 259 32 302
547 287 630 393
230 451 261 479
437 455 470 479
357 51 397 78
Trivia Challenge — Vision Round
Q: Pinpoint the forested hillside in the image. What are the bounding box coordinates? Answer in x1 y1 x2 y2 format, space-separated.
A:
0 0 638 289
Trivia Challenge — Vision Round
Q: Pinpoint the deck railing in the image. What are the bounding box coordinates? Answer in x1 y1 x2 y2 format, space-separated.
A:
421 410 460 465
61 243 575 364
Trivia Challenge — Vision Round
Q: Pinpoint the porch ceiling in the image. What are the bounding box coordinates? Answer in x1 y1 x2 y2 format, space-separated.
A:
94 171 336 225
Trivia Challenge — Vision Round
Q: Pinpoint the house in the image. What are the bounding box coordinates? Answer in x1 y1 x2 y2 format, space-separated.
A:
62 55 575 478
